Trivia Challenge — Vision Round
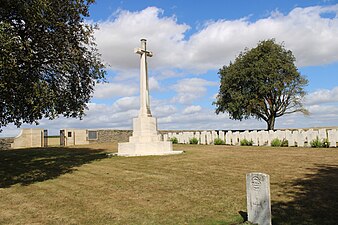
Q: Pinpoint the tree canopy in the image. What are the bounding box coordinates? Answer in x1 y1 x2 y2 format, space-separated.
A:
0 0 105 131
214 39 308 130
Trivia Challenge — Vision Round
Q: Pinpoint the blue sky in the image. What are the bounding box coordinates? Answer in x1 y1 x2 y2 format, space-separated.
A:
1 0 338 137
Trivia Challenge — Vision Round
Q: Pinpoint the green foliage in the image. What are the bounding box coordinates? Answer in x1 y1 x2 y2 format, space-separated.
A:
281 138 289 147
322 138 330 148
310 137 330 148
310 137 322 148
189 137 199 144
214 39 308 130
214 138 225 145
170 137 178 144
240 139 253 146
271 138 282 147
0 0 106 131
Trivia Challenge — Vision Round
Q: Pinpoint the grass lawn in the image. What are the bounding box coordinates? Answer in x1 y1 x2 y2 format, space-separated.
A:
0 143 337 225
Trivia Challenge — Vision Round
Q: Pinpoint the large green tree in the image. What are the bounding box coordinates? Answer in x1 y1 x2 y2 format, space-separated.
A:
214 39 308 130
0 0 105 131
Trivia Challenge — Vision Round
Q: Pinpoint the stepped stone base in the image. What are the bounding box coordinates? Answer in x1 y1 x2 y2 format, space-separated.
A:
118 141 182 156
117 116 183 156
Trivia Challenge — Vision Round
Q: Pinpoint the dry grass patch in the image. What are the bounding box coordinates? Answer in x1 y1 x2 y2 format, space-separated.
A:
0 144 337 225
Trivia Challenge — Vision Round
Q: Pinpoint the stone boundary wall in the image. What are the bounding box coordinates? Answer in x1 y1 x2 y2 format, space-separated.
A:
89 130 133 143
0 138 15 150
88 130 201 143
11 128 44 149
162 128 338 147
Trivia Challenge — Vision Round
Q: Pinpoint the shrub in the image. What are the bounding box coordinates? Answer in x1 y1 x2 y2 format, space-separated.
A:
271 138 282 147
214 138 225 145
281 138 289 147
322 138 330 148
189 137 199 144
310 137 330 148
310 137 322 148
240 139 253 146
170 137 178 144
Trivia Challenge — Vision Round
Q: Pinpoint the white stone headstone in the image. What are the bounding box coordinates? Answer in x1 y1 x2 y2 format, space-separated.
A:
200 131 207 145
297 129 305 147
194 132 201 144
318 129 327 140
306 129 318 145
328 129 337 147
219 131 225 142
233 131 240 145
246 172 272 225
178 132 184 144
285 130 295 147
225 131 232 145
239 132 245 142
250 130 258 146
206 132 212 144
267 130 275 146
275 130 285 140
211 130 218 142
257 131 265 146
243 130 250 140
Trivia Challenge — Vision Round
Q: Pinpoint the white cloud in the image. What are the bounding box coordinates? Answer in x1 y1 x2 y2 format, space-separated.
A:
183 105 202 114
305 86 338 105
93 82 138 98
171 78 217 104
152 105 176 117
94 5 338 75
149 76 160 91
112 96 139 112
307 104 338 115
94 7 189 71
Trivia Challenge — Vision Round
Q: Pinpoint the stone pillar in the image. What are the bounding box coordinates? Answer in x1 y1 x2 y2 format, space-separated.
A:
117 39 182 156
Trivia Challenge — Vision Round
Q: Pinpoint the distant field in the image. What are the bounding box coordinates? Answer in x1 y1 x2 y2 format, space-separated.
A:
0 143 337 225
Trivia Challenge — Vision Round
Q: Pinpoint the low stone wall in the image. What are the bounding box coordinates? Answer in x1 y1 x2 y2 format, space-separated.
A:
0 138 14 150
91 129 202 143
11 128 44 149
47 137 60 146
89 130 133 143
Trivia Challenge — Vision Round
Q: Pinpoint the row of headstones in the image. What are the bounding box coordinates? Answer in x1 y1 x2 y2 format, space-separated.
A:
163 129 338 147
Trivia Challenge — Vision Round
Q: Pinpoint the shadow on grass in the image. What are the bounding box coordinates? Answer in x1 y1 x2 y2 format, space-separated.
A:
0 147 108 188
272 164 338 225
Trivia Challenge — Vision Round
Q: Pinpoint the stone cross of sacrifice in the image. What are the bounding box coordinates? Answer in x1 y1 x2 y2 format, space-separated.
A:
134 39 153 117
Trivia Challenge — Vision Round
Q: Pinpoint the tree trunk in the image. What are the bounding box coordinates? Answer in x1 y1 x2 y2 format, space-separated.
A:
267 116 275 130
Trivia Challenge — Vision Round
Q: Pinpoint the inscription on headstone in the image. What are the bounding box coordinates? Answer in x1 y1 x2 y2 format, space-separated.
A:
246 172 272 225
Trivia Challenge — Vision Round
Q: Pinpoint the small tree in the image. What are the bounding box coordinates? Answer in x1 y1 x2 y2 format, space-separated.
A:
214 39 308 130
0 0 105 131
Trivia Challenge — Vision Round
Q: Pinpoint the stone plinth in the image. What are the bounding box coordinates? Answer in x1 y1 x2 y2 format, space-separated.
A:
118 116 182 156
